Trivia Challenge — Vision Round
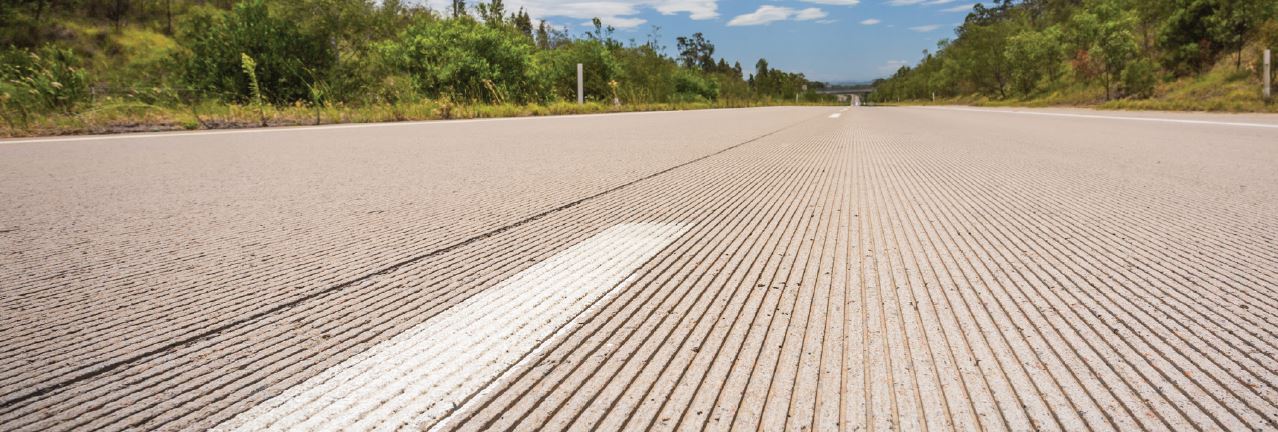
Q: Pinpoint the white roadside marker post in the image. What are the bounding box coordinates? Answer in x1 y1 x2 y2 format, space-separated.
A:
1264 49 1271 101
577 63 584 105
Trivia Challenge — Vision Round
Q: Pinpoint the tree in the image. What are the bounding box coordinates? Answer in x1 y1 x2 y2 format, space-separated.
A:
868 0 1276 104
1005 26 1063 95
106 0 130 30
1211 0 1278 70
1069 0 1140 99
954 18 1016 98
511 8 532 38
475 0 504 26
1159 0 1223 75
675 32 715 71
753 58 770 94
450 0 466 18
535 20 550 49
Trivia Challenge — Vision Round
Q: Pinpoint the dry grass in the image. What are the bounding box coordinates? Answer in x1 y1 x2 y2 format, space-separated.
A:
1 99 840 138
882 51 1278 114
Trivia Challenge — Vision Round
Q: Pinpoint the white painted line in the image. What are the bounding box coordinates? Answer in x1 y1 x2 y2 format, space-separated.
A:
829 113 842 119
915 106 1278 129
216 222 687 432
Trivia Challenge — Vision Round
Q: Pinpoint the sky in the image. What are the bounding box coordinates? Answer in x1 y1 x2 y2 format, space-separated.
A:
421 0 987 83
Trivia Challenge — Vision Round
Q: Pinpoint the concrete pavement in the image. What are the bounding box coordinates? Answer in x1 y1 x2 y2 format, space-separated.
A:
2 106 1277 431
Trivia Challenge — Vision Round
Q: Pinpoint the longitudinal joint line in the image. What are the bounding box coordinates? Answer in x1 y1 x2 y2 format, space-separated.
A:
0 113 822 414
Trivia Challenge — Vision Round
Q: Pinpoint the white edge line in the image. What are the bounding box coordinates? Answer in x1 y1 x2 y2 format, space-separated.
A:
1 106 819 145
913 106 1278 129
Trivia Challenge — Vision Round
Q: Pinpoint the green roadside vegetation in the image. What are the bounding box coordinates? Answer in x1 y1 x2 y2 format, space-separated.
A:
869 0 1278 113
0 0 839 138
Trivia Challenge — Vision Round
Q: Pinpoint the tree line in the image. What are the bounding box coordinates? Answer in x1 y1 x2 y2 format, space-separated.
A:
0 0 833 119
870 0 1278 103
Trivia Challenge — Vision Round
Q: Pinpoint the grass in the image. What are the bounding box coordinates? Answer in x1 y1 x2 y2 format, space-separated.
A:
1098 68 1274 112
882 50 1278 114
1 99 841 138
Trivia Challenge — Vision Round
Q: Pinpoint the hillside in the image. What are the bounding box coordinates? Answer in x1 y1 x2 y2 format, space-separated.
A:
869 0 1278 112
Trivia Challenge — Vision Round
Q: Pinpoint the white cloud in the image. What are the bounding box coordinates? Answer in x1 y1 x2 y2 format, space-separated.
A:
579 17 648 28
727 5 793 26
794 8 828 21
424 0 717 29
797 0 860 5
859 18 880 25
727 5 829 26
909 24 941 32
888 0 960 5
651 0 718 19
941 3 977 12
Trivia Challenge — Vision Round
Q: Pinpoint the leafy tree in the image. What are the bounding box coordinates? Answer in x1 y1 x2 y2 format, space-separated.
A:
1069 0 1140 99
510 8 532 38
676 32 715 71
475 0 504 26
450 0 466 18
1005 26 1064 95
1159 0 1224 75
955 19 1016 98
1210 0 1278 70
535 20 550 49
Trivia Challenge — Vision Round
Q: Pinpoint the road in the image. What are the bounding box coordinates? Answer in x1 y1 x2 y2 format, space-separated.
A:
2 106 1277 431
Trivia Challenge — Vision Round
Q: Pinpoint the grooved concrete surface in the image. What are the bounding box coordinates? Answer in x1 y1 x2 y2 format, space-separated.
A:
1 106 1277 431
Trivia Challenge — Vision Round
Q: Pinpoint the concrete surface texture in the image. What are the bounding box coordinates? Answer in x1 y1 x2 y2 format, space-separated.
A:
1 106 1276 431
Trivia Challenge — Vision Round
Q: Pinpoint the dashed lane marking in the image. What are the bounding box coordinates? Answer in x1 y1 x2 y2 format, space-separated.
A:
216 222 688 432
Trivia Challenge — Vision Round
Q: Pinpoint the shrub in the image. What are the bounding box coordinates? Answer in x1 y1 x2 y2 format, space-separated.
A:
533 39 621 103
672 68 718 102
0 46 90 114
613 45 677 103
174 0 335 104
1121 58 1157 98
379 17 539 104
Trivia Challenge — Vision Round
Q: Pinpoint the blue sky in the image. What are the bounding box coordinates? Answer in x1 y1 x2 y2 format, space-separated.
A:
424 0 986 82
